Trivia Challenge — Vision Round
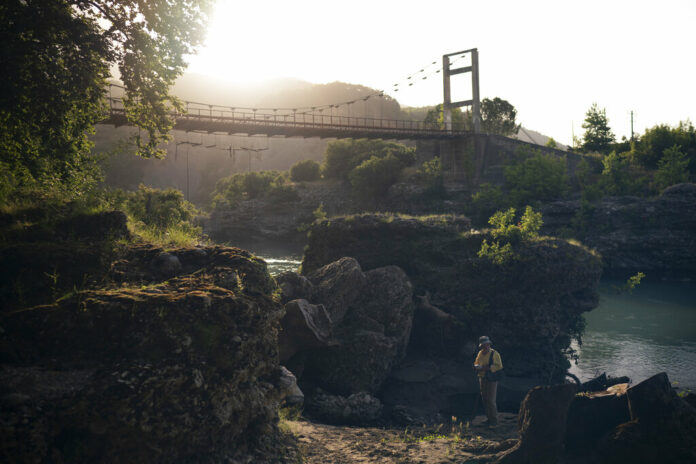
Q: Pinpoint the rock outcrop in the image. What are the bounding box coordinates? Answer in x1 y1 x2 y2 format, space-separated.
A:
598 372 696 464
277 258 414 399
496 383 577 464
0 215 288 463
300 213 601 419
542 183 696 278
278 299 334 362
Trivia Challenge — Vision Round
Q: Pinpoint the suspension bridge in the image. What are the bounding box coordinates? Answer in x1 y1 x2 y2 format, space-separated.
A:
100 48 482 141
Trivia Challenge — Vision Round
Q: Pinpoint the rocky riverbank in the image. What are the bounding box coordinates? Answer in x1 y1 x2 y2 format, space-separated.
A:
541 182 696 279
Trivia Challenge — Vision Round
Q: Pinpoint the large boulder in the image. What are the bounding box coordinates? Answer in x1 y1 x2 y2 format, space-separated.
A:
0 245 285 463
279 257 414 399
565 383 630 455
598 372 696 464
278 299 334 362
495 383 577 464
306 256 367 325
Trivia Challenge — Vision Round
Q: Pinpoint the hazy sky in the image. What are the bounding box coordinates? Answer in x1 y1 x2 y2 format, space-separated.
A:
187 0 695 145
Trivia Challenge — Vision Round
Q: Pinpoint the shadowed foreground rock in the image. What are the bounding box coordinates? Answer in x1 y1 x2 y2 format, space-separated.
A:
495 384 576 464
598 372 696 464
0 245 286 463
277 257 414 421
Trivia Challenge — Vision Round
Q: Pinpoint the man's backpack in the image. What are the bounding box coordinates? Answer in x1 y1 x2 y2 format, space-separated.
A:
485 349 504 382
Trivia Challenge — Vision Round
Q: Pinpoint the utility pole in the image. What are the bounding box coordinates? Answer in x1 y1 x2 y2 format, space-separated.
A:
630 111 634 141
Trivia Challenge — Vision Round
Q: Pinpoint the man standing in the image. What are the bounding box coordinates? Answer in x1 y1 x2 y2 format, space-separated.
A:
474 335 503 428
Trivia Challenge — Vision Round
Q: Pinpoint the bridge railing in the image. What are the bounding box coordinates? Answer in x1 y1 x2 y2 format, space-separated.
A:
105 96 450 134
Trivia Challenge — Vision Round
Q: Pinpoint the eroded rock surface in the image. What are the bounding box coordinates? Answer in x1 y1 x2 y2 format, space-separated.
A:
0 240 285 463
542 183 696 277
279 258 414 398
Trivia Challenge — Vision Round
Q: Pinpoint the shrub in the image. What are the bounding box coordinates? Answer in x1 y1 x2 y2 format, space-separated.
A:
634 121 696 170
348 154 403 199
290 159 321 182
321 138 416 180
504 151 568 206
124 185 197 229
102 185 202 247
211 171 298 207
477 206 543 264
598 151 648 196
654 145 690 191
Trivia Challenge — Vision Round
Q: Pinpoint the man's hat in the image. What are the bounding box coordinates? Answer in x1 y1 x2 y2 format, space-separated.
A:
478 336 492 348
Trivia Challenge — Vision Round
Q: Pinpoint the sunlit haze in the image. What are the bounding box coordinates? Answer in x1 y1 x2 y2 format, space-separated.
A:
187 0 696 145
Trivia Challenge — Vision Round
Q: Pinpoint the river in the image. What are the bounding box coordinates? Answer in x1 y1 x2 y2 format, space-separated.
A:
569 279 696 390
255 250 696 391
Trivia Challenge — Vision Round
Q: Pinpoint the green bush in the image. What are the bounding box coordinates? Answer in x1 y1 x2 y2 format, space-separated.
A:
348 154 404 198
290 159 321 182
124 185 197 229
598 151 648 196
477 206 543 264
211 171 298 207
634 121 696 171
321 138 416 180
654 145 690 191
504 151 568 206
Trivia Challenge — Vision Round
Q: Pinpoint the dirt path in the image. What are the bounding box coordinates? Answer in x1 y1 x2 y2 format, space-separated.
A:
284 413 520 464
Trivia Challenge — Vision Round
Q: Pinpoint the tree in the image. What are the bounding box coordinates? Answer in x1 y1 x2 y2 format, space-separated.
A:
423 104 470 131
290 159 321 182
481 97 520 136
654 145 690 190
321 139 415 179
0 0 212 191
504 150 568 205
633 121 696 170
581 103 615 154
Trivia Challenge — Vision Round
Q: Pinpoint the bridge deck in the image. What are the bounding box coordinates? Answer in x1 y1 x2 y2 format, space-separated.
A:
100 106 473 140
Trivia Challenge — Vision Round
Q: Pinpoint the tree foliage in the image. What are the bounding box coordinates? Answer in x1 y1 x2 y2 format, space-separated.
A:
504 149 568 206
290 159 321 182
211 171 298 208
581 103 615 154
321 138 415 180
481 97 520 136
633 121 696 171
348 154 405 199
423 104 470 131
654 145 690 191
1 0 211 192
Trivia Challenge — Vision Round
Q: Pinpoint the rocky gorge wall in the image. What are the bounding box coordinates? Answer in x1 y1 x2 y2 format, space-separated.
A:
542 182 696 279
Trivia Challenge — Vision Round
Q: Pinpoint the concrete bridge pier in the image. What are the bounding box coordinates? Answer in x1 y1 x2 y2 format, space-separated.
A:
440 135 483 190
